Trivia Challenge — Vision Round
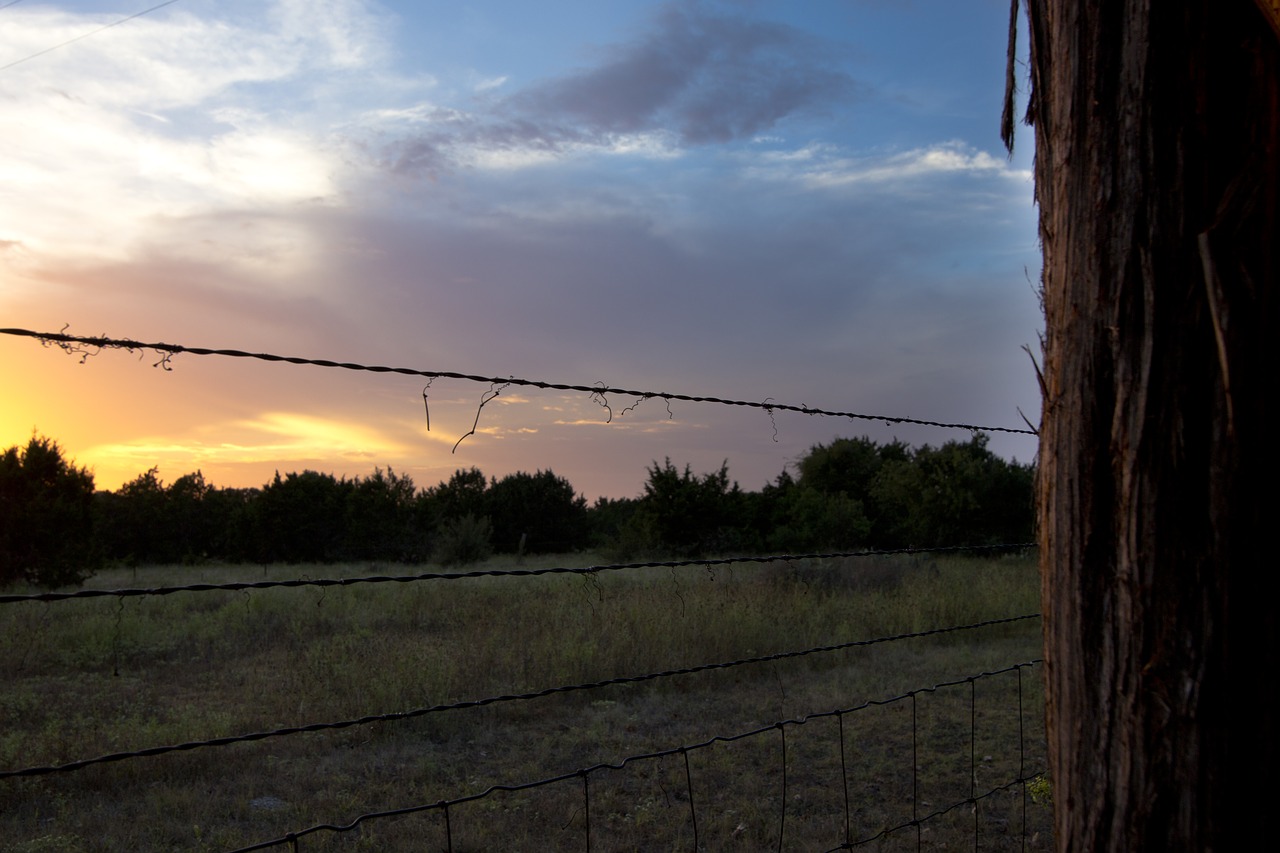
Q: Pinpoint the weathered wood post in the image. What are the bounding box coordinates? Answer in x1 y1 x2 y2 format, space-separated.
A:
1011 0 1279 847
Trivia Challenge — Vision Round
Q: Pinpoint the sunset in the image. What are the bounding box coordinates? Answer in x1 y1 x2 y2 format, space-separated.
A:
1 0 1041 500
4 2 1272 849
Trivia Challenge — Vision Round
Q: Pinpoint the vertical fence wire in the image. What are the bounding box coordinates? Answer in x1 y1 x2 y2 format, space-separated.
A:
777 723 788 852
582 772 591 853
838 711 851 848
683 748 698 851
1018 665 1028 853
912 692 921 851
970 677 978 851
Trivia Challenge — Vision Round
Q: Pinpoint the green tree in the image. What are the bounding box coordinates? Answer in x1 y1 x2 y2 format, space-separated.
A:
167 471 214 562
769 487 872 552
485 470 588 554
867 435 1035 548
586 495 641 551
796 436 911 545
204 486 259 562
624 459 745 557
98 468 224 565
796 436 886 496
343 467 425 561
0 434 100 587
94 467 167 564
249 471 352 563
422 467 488 525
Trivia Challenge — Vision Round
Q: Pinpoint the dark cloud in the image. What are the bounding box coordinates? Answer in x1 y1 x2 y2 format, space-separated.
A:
387 1 855 174
512 2 854 144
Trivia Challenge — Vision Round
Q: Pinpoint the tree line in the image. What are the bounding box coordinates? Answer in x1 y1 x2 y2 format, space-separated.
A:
0 432 1034 587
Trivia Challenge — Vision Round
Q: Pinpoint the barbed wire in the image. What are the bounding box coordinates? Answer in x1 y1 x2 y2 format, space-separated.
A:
228 660 1044 853
0 327 1037 436
0 543 1036 605
0 615 1038 780
0 1 183 73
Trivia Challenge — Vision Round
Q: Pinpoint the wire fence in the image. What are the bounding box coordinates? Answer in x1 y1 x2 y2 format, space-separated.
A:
227 662 1044 853
0 612 1038 780
0 544 1035 606
0 328 1047 851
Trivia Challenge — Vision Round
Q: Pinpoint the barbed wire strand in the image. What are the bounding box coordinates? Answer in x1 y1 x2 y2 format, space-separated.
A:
0 614 1039 780
228 661 1043 853
0 1 183 73
0 327 1037 436
0 543 1037 606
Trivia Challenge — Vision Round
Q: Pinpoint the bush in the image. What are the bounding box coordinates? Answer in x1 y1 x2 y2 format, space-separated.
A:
435 514 493 567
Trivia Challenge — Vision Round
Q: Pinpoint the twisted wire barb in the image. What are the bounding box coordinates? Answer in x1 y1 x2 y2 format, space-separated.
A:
0 615 1040 780
0 327 1037 435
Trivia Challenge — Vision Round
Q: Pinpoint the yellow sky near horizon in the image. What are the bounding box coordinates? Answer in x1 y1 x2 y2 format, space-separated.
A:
3 331 466 492
0 330 712 498
0 2 1043 503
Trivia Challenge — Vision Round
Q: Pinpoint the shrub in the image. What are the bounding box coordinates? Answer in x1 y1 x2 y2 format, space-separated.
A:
435 514 493 567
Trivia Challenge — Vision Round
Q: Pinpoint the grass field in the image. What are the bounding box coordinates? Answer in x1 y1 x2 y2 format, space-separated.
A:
0 551 1050 851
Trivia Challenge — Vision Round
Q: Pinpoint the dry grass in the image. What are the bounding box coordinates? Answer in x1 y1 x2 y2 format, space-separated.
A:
0 552 1049 851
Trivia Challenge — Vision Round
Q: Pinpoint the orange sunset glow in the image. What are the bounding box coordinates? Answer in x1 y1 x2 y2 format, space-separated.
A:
2 0 1042 502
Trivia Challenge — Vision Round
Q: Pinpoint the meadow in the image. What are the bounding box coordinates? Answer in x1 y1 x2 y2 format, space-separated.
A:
0 552 1049 851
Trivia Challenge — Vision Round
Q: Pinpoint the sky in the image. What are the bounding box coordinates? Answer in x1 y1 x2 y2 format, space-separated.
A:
0 0 1042 501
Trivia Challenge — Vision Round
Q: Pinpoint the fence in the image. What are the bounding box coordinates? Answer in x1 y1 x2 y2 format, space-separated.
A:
0 327 1047 851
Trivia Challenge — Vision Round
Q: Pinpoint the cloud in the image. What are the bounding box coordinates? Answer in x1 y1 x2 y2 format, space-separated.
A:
0 2 387 272
84 409 425 474
744 140 1031 189
385 0 856 175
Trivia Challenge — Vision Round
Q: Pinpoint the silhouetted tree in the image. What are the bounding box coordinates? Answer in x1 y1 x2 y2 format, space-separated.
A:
625 459 745 557
343 467 424 561
167 471 214 562
586 496 641 551
486 470 588 554
0 435 100 587
205 486 259 562
249 471 351 562
422 467 489 525
95 467 167 564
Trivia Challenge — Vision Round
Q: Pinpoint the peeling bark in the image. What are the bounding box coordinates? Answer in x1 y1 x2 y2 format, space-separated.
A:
1022 0 1279 848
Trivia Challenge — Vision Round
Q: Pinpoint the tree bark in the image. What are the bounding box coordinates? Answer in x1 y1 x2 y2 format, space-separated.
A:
1023 0 1279 848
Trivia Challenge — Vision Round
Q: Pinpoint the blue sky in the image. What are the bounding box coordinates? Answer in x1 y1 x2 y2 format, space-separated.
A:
0 0 1041 500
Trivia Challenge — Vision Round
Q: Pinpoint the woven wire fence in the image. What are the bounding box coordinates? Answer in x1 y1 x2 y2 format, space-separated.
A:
0 329 1048 851
227 661 1045 853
